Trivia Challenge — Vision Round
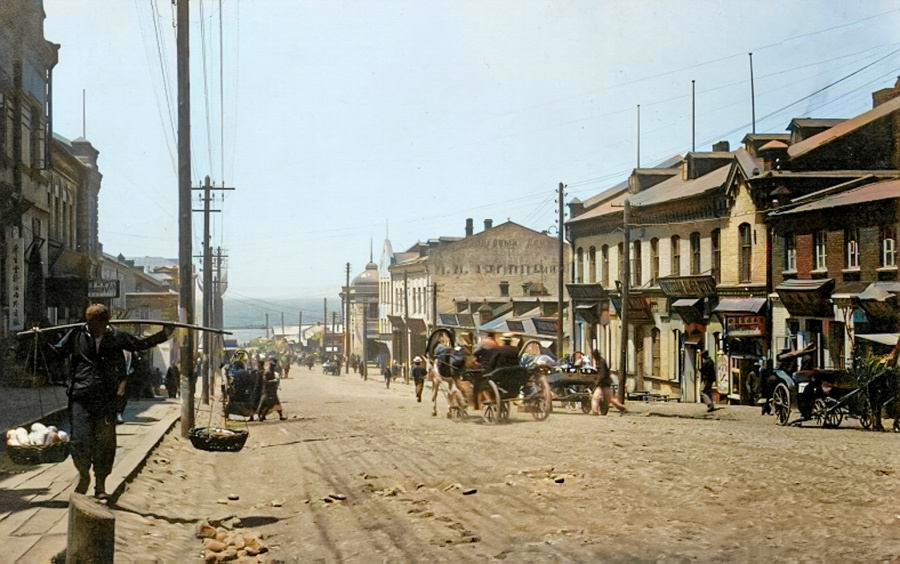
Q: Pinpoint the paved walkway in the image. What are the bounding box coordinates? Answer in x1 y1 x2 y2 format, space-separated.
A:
0 399 180 564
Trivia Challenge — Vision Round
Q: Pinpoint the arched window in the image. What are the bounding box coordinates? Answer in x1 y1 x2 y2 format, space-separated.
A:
739 223 752 282
690 232 701 274
588 246 596 283
650 238 659 283
670 235 681 275
601 245 609 287
576 247 584 283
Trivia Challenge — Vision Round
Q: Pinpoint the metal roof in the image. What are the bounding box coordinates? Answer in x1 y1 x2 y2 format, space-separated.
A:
788 118 847 130
713 298 767 314
769 178 900 216
759 140 789 151
788 97 900 159
629 164 730 207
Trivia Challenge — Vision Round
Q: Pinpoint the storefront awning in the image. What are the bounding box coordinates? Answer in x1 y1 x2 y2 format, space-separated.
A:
611 295 655 325
775 278 835 318
713 297 767 314
407 318 427 334
575 303 600 325
456 314 476 329
438 314 458 327
856 333 900 346
856 282 900 319
671 298 704 324
657 275 717 298
566 283 608 302
387 315 405 329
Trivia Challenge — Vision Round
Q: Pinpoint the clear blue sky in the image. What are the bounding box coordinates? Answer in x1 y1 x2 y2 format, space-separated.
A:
42 0 900 304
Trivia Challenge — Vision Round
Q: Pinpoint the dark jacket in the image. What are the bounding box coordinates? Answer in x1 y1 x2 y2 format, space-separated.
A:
700 356 717 387
53 325 169 411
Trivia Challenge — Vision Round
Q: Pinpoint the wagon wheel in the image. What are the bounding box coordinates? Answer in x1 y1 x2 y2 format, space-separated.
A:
772 383 791 426
499 400 510 423
480 381 502 425
527 373 552 421
821 399 843 429
859 407 873 430
581 398 592 414
599 391 610 416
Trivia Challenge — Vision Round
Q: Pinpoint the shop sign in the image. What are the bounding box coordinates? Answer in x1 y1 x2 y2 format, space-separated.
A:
6 227 23 331
657 275 717 298
88 280 120 298
725 315 765 337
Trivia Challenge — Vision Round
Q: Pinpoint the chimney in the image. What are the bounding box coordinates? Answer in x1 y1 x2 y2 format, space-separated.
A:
484 218 493 231
712 140 730 152
499 281 510 297
568 197 585 218
872 77 900 108
465 218 473 237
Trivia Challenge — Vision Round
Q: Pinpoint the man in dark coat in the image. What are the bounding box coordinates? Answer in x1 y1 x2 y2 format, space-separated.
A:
700 350 717 412
53 304 172 499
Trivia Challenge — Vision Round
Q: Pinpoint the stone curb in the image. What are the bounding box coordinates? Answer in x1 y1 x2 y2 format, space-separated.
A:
109 410 181 499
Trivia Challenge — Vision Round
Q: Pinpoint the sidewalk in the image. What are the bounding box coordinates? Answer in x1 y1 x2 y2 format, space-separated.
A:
0 398 180 563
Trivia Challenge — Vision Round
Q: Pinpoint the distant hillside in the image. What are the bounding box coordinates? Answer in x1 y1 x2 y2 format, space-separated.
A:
223 296 342 329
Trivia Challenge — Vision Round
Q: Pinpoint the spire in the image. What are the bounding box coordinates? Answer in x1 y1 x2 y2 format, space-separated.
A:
385 219 389 240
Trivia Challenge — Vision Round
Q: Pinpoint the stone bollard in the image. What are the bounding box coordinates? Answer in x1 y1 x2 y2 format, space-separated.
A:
67 493 115 564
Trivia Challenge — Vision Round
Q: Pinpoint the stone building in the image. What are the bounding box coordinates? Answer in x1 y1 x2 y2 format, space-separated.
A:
343 259 380 365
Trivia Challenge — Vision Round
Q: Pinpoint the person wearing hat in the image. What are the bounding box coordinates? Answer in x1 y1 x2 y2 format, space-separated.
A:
52 303 174 499
411 356 427 402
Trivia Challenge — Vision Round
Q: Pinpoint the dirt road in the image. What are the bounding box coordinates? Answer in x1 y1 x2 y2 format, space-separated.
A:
114 364 900 563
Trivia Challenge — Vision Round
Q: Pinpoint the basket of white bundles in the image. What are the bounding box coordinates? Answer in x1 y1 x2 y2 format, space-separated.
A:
5 422 70 465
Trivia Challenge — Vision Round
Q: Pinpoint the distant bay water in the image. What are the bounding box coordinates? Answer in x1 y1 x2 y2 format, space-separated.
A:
223 296 342 345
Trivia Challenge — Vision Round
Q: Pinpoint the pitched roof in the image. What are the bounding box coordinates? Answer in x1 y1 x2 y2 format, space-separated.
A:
769 178 900 216
568 186 628 223
788 96 900 159
788 118 847 130
629 164 731 208
759 140 789 151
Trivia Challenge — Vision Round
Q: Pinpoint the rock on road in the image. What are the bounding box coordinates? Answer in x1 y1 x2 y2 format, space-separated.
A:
114 364 900 563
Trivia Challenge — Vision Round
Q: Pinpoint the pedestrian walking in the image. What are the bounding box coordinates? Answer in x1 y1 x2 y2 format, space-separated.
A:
700 350 717 412
51 304 173 499
590 349 627 415
411 356 427 402
165 363 179 398
257 356 285 421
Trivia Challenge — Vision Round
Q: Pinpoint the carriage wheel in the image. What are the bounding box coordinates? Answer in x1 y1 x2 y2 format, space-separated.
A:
859 409 873 430
528 373 552 421
772 383 791 426
480 381 502 425
600 393 610 416
822 400 843 429
499 400 510 423
581 399 592 414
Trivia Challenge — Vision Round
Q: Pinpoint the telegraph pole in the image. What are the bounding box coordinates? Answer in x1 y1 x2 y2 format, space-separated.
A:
432 282 438 331
265 313 269 339
403 270 411 384
361 301 368 380
298 311 302 349
281 311 285 338
322 298 327 358
345 262 351 374
619 200 631 404
177 0 194 437
557 182 565 360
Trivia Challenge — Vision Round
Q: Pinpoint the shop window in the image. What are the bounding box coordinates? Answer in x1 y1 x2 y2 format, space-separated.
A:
650 238 659 283
882 226 897 267
739 223 752 282
576 247 584 283
618 242 624 283
588 246 596 283
784 233 796 272
670 235 681 276
845 228 860 270
711 229 720 283
601 245 609 287
631 240 642 287
690 232 701 274
814 230 827 271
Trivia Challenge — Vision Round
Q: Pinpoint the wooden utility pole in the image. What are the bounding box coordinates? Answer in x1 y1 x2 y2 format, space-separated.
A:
361 301 368 380
619 200 631 404
432 282 438 331
403 271 411 383
557 182 565 360
298 311 302 348
177 0 194 437
281 311 285 338
749 52 756 134
265 313 269 339
345 262 351 374
322 298 327 358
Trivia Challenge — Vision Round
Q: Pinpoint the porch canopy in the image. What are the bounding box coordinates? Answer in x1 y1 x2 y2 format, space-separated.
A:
855 281 900 320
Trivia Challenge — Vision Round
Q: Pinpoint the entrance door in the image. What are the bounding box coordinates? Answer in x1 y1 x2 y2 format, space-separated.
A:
683 345 699 403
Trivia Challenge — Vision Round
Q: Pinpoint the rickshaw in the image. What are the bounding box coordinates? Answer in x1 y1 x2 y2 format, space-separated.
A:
221 349 260 419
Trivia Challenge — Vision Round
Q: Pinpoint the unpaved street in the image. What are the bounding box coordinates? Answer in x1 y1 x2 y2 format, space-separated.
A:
115 364 900 563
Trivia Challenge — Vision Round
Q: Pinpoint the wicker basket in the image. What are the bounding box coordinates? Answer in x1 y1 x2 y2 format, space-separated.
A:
6 441 70 465
188 427 249 452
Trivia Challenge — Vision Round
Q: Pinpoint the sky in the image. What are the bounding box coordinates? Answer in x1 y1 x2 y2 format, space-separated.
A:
41 0 900 315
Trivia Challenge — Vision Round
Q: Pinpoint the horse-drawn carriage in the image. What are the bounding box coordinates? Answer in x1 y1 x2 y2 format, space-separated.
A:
770 363 899 430
426 329 552 424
